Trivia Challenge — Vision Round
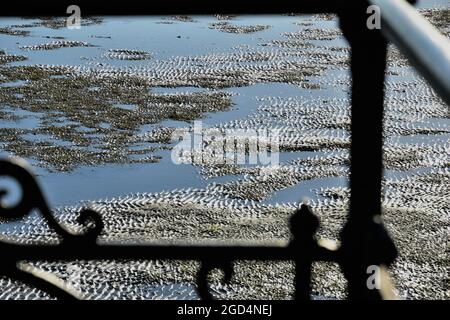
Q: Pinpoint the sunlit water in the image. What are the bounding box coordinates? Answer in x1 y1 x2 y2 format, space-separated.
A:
0 0 448 207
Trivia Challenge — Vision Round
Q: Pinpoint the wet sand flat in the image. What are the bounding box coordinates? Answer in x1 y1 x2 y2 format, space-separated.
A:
0 4 449 300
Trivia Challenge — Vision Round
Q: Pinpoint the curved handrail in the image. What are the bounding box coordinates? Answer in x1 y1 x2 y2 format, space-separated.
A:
370 0 450 105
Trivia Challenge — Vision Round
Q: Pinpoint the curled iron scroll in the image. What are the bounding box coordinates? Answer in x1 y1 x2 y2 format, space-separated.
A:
197 261 234 300
0 157 103 243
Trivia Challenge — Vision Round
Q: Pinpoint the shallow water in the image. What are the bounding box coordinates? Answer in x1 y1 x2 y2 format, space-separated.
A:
0 1 449 301
0 15 335 206
0 1 448 209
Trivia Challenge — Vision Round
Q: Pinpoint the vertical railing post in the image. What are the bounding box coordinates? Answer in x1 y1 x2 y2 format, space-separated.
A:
290 204 319 300
338 1 397 299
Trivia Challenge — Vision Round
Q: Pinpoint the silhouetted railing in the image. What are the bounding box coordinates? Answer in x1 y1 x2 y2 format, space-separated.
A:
0 0 449 300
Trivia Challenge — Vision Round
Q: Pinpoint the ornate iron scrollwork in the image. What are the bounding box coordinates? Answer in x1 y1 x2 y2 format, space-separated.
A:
0 157 347 300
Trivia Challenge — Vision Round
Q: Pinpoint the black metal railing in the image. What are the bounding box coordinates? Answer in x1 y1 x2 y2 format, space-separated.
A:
0 0 449 300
